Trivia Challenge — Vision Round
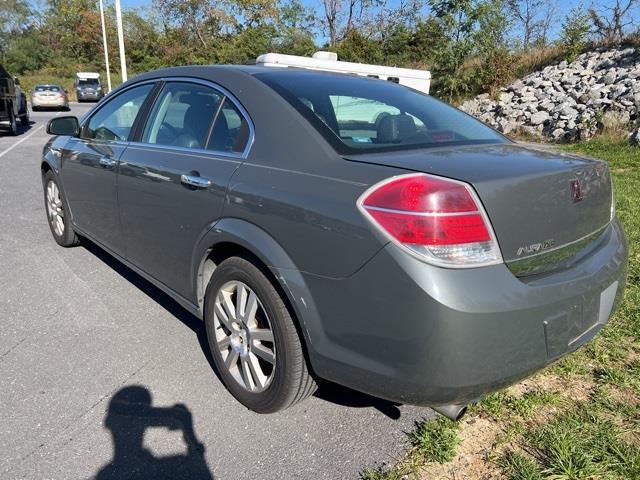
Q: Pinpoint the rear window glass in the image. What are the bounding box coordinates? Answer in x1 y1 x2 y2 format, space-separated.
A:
35 85 61 92
255 72 506 154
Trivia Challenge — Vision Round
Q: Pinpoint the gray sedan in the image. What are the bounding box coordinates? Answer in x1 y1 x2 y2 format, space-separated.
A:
31 84 69 111
41 66 627 420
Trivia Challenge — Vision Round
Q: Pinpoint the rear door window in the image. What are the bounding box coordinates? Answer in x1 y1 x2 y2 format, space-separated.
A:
207 98 250 154
142 82 223 150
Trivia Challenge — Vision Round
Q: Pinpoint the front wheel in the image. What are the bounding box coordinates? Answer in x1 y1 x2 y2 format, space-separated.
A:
43 170 80 247
204 257 316 413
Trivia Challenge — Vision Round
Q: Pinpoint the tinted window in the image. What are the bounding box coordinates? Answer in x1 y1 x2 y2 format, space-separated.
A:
208 98 250 154
34 85 62 92
256 71 506 154
142 82 222 150
78 79 100 87
84 84 153 142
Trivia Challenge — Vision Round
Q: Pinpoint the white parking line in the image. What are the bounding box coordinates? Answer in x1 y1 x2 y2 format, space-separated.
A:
0 125 45 158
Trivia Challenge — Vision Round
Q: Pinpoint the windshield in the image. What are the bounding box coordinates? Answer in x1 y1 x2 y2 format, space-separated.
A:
34 85 62 92
78 79 100 87
255 71 506 154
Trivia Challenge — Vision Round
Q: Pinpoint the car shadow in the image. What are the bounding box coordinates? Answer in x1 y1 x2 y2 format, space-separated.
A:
82 241 405 420
94 385 215 480
1 121 33 136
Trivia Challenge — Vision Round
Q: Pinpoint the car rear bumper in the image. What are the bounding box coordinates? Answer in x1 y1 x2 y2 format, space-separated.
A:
32 99 67 108
297 218 628 406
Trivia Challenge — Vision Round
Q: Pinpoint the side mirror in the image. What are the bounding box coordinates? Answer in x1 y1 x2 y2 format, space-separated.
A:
13 77 20 86
47 116 80 136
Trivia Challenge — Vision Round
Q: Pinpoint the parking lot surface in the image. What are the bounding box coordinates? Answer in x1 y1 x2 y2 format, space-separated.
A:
0 104 432 480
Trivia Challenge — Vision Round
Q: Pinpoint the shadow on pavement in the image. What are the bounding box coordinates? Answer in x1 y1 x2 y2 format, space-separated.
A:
95 385 214 480
83 241 406 420
1 120 33 137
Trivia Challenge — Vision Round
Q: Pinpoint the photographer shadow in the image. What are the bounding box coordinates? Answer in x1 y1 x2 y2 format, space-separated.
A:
95 385 214 480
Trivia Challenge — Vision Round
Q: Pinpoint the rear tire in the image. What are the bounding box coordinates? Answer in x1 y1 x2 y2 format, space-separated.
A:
20 103 29 126
204 257 316 413
8 108 18 136
43 170 80 247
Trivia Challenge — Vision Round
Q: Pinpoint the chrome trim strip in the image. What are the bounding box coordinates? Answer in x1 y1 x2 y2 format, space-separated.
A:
125 141 244 161
506 222 611 277
363 205 481 217
508 221 611 263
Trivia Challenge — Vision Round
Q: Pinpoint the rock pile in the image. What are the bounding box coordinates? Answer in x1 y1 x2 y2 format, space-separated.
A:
459 47 640 142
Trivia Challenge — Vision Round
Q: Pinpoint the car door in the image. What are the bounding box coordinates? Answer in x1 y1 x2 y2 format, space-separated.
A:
117 80 252 300
60 83 155 256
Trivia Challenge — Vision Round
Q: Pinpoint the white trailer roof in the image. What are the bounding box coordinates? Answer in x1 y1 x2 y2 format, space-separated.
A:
255 52 431 81
76 72 101 79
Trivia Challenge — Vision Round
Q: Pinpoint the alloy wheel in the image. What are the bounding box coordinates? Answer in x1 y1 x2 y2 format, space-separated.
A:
46 180 65 236
213 281 276 393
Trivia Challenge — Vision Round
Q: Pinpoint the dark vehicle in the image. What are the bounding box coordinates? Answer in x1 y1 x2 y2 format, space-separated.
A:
75 72 104 102
42 67 628 419
31 84 70 111
0 64 29 135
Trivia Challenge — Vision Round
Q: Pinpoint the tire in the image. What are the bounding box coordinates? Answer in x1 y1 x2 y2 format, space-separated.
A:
7 108 18 136
20 103 29 126
43 170 80 247
204 257 316 413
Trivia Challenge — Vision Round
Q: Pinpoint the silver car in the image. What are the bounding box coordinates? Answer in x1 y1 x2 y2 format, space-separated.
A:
31 85 69 111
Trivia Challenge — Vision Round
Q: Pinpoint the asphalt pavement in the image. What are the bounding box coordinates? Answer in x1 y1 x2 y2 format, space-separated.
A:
0 103 434 480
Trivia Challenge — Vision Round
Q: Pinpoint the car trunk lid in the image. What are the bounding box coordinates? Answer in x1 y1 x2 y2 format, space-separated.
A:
345 143 613 276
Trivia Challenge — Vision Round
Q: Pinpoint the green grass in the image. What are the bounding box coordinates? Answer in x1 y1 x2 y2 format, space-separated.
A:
359 138 640 480
409 416 461 464
496 138 640 480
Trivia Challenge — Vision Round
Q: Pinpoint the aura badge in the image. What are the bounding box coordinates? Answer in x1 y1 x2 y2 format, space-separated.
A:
516 238 556 257
570 179 583 202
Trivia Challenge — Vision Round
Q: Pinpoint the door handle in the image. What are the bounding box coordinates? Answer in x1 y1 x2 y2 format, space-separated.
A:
181 174 212 189
99 157 117 168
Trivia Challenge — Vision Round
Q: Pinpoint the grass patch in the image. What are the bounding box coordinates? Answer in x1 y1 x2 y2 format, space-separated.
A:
409 416 460 464
497 450 543 480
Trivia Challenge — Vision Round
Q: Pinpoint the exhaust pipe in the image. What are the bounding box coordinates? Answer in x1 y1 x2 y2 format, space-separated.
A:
432 404 468 421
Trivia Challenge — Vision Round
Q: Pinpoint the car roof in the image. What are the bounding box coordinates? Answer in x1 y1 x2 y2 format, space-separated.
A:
131 64 372 82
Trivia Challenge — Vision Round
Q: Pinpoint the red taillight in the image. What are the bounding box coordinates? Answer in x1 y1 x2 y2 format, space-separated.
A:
359 173 502 267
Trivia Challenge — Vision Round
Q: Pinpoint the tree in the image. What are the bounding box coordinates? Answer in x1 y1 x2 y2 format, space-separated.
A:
0 0 33 62
589 0 639 44
335 29 383 63
427 0 509 102
561 6 591 62
44 0 103 65
507 0 556 49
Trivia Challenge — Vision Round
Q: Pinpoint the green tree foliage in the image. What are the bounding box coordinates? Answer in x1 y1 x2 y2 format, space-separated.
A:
561 6 592 62
2 0 628 105
427 0 510 102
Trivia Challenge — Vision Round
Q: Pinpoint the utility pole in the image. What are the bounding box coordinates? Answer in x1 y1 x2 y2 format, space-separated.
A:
98 0 112 92
114 0 127 83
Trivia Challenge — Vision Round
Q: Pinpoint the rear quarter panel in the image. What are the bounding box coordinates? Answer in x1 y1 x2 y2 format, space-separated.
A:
219 69 400 278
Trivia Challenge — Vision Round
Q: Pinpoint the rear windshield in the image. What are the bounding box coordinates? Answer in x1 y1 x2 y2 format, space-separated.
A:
34 85 61 92
255 71 506 154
